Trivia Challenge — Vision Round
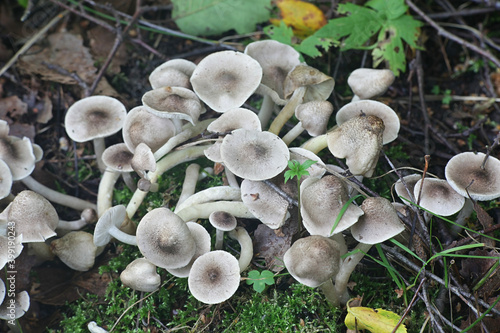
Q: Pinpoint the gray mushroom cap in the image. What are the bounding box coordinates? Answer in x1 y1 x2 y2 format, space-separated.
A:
188 250 240 304
101 143 134 172
93 205 128 247
347 68 395 99
295 100 334 137
284 235 341 288
207 108 262 133
350 197 405 245
190 51 263 112
0 159 12 199
120 258 161 292
136 207 196 269
0 120 36 181
283 64 335 101
220 129 290 181
414 178 465 216
0 290 30 320
394 174 422 205
64 95 127 142
50 231 97 271
445 152 500 201
149 58 196 89
209 211 238 231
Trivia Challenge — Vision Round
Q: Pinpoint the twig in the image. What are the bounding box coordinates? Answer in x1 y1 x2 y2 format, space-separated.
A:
391 277 426 333
0 10 69 77
262 179 298 207
415 50 431 155
422 279 447 333
41 61 89 96
405 0 500 68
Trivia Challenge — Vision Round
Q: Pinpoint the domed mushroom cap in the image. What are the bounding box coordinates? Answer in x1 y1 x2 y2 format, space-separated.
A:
283 64 335 101
50 231 97 271
142 86 205 126
327 115 384 177
244 40 301 100
414 178 465 216
136 207 196 269
122 106 176 153
64 95 127 142
0 120 36 181
101 143 134 172
120 258 161 292
8 190 58 242
241 179 290 229
190 51 263 112
445 152 500 201
149 58 197 89
188 250 240 304
209 211 238 231
394 174 422 205
351 197 405 245
347 68 395 99
295 100 334 137
284 235 341 288
220 129 290 181
336 100 400 144
300 176 364 236
207 108 262 133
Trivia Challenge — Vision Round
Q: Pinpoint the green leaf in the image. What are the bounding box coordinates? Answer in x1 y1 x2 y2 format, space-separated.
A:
264 21 294 46
172 0 272 36
247 270 275 293
300 159 318 170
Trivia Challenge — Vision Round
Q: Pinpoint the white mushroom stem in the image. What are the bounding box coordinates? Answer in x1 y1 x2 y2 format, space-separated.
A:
449 198 474 236
126 145 208 219
107 223 137 246
214 228 225 250
330 233 348 257
228 226 253 272
258 94 276 129
319 279 342 307
334 243 372 305
97 169 120 217
176 201 254 222
301 133 328 154
174 186 241 213
281 122 305 146
177 163 201 207
93 137 107 171
56 208 98 233
268 86 306 135
21 175 97 211
225 168 240 188
153 118 214 161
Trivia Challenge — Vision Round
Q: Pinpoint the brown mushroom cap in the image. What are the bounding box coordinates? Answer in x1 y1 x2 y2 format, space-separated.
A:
136 207 196 269
327 115 384 177
188 250 240 304
347 68 395 99
64 95 127 142
350 197 405 245
414 178 465 216
335 100 400 144
445 152 500 201
284 235 341 288
220 129 290 181
190 51 263 112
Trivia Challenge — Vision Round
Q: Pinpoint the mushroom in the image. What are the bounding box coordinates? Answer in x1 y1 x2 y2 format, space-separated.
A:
327 114 385 177
0 235 23 270
209 211 237 250
220 129 290 181
413 178 465 217
347 68 395 100
188 250 241 304
394 173 422 205
136 207 195 269
206 107 262 133
100 143 136 193
64 95 127 171
0 289 30 320
56 208 98 235
268 64 335 135
93 205 137 246
445 151 500 201
0 160 12 200
120 258 161 292
148 58 197 89
50 231 97 271
0 120 36 181
284 235 342 306
190 50 263 112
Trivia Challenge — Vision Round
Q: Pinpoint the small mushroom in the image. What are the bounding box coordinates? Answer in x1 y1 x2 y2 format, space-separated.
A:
413 178 465 216
0 120 36 181
51 231 97 271
93 205 136 246
209 211 237 250
56 208 98 235
188 250 240 304
120 258 161 292
149 58 197 89
0 160 12 200
0 289 30 320
347 68 395 100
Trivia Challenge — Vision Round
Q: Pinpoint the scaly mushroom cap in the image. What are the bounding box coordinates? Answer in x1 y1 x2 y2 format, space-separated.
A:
188 250 240 304
351 197 405 245
327 115 384 177
284 235 341 288
101 143 134 172
295 100 334 136
8 190 58 242
300 176 364 236
122 106 176 153
347 68 395 99
149 58 196 89
51 231 97 271
414 178 465 216
244 40 301 100
336 100 400 144
190 51 263 112
136 207 196 269
0 120 36 181
64 95 127 142
142 86 205 125
220 129 290 181
120 258 161 292
445 152 500 201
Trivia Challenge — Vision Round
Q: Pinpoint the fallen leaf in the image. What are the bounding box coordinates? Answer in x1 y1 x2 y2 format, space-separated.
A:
271 0 327 38
253 222 293 272
345 302 407 333
88 26 128 74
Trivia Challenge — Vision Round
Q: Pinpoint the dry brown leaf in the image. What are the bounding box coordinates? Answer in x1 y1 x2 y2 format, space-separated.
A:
253 222 294 272
18 31 97 84
88 26 128 74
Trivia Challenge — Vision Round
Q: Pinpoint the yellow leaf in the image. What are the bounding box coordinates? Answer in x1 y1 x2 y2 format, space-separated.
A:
345 304 407 333
271 0 326 38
